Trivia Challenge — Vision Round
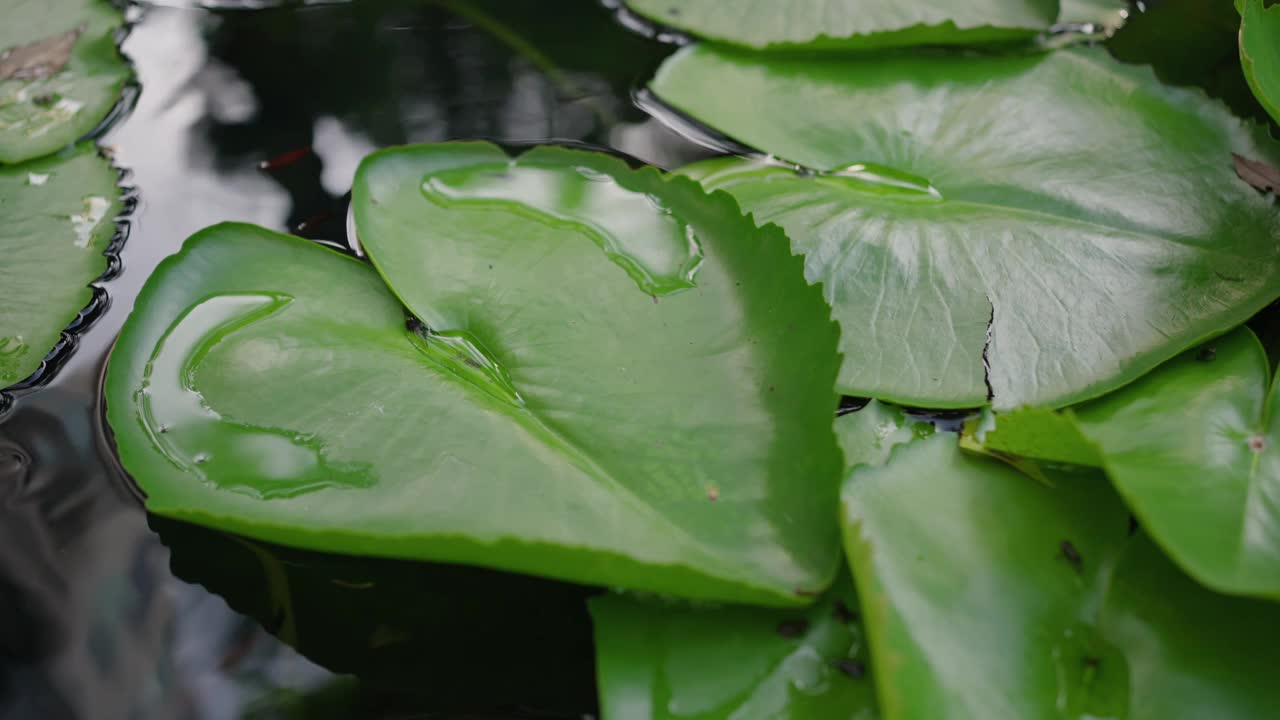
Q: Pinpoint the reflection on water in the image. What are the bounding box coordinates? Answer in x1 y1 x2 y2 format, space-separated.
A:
0 1 706 717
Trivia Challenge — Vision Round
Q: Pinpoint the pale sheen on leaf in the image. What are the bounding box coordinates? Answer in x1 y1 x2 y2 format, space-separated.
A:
659 45 1280 409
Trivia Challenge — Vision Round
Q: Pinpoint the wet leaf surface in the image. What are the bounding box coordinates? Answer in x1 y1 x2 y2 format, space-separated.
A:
658 46 1280 409
0 144 119 388
0 0 128 164
1239 0 1280 125
107 143 844 606
623 0 1056 50
590 573 878 720
841 427 1280 719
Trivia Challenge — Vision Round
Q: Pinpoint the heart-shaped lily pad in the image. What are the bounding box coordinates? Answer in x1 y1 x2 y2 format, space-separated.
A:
590 572 878 720
623 0 1056 50
2 143 119 388
1 0 128 164
1239 0 1280 125
974 327 1280 599
841 421 1280 719
107 143 844 605
656 45 1280 410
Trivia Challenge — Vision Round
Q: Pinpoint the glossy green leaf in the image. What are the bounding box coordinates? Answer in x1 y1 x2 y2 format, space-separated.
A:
590 573 878 720
623 0 1056 50
107 143 845 606
841 431 1280 719
1 144 118 387
587 401 921 720
1239 0 1280 124
658 45 1280 409
969 327 1280 597
0 0 128 164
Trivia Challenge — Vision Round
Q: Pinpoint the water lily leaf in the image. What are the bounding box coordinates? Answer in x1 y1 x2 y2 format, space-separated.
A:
841 432 1280 719
107 143 844 606
1 144 119 387
1239 0 1280 125
0 0 128 164
658 45 1280 409
968 327 1280 597
1058 0 1128 30
623 0 1056 50
590 572 878 720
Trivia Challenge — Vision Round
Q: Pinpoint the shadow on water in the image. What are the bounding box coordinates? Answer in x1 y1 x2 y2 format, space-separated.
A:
1 1 710 717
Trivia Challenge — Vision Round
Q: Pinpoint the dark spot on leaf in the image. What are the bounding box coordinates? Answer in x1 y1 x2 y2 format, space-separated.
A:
463 357 482 369
833 600 858 624
0 27 83 80
1060 540 1082 573
651 295 659 304
1233 153 1280 194
1215 271 1245 282
488 264 493 269
1128 514 1139 536
793 587 819 599
775 620 809 638
835 659 866 679
1197 346 1217 362
768 385 775 392
1249 435 1265 452
668 6 681 16
1084 655 1100 669
32 92 58 107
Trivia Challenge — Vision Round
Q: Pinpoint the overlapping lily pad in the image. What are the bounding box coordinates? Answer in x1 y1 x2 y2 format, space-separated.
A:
1 143 119 387
1239 0 1280 124
623 0 1056 50
976 328 1280 598
590 573 878 720
0 0 129 164
841 426 1280 719
106 143 845 605
656 45 1280 409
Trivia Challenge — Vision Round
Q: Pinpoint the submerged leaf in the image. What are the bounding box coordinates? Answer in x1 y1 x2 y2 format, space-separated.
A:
1239 0 1280 125
1 144 119 387
841 430 1280 719
658 46 1280 409
0 0 128 164
623 0 1056 50
590 573 878 720
106 143 844 606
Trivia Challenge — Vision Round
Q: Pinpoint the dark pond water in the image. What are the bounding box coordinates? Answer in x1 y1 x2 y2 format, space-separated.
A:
0 1 1271 718
0 2 715 717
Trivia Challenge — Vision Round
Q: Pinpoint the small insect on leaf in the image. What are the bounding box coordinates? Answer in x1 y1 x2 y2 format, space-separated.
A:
775 619 809 639
835 659 866 679
833 599 858 624
1060 540 1083 573
1232 153 1280 194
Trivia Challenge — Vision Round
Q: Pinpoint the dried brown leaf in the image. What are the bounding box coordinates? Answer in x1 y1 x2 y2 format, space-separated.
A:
1233 153 1280 194
0 27 83 81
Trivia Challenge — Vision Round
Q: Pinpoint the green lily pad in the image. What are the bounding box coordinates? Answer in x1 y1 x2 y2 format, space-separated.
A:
590 572 878 720
623 0 1056 50
842 430 1280 719
1239 0 1280 125
658 45 1280 410
969 327 1280 597
1 143 119 387
0 0 128 164
107 143 845 606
